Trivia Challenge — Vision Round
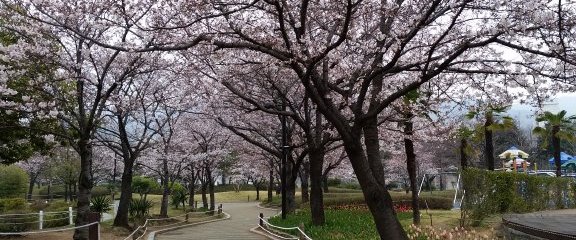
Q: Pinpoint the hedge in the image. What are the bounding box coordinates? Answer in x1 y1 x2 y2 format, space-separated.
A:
462 168 576 225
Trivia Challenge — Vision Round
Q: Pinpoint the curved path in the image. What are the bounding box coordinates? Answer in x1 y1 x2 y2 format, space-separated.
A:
155 202 279 240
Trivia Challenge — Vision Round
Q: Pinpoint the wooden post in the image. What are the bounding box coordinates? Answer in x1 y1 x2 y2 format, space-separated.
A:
259 213 264 227
88 212 100 240
185 212 189 222
218 204 222 214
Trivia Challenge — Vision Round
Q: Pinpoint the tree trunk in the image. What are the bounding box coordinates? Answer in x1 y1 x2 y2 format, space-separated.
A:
300 161 310 203
73 139 94 240
113 157 135 228
64 183 69 202
361 116 408 239
322 174 329 193
460 138 468 169
267 168 273 203
553 126 562 177
255 183 260 201
201 182 208 209
485 111 495 171
309 149 325 225
188 181 195 208
404 116 420 225
208 167 215 211
27 175 37 201
159 158 170 218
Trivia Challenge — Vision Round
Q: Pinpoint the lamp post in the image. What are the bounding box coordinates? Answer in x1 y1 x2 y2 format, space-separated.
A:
265 99 288 220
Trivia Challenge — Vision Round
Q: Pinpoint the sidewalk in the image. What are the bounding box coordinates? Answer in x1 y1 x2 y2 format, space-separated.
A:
155 202 279 240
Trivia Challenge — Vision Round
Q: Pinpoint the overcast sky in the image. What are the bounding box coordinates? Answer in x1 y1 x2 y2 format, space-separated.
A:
509 93 576 131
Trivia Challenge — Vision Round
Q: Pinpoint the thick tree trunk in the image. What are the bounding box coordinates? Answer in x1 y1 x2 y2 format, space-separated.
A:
300 161 310 203
485 112 495 171
460 138 468 169
113 157 134 228
553 126 562 177
159 158 170 218
188 181 195 208
309 150 325 225
73 139 94 240
201 182 208 209
404 116 420 225
360 116 408 239
255 183 260 201
208 168 215 211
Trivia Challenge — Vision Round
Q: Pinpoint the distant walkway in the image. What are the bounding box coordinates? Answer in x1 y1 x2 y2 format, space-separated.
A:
156 202 279 240
503 209 576 240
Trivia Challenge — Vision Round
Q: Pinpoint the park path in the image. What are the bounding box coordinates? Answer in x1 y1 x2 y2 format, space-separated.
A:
155 202 279 240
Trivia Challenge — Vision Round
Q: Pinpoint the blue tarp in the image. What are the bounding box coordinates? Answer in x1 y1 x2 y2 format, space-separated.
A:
548 152 574 165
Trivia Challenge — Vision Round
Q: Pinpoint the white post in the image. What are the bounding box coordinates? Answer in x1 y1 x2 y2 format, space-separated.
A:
39 211 43 230
69 207 74 225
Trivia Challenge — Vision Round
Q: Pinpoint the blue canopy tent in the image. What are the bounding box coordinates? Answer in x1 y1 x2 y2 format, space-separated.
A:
548 152 574 165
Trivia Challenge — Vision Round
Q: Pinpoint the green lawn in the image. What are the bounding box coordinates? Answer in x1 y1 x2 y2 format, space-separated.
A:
268 209 412 240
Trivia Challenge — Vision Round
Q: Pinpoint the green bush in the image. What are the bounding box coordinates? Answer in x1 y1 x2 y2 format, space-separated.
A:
0 198 28 213
29 200 74 212
462 168 576 225
129 198 153 219
0 165 29 198
326 178 342 186
43 211 69 228
90 196 112 215
170 183 187 209
0 211 36 232
91 186 110 197
132 176 160 199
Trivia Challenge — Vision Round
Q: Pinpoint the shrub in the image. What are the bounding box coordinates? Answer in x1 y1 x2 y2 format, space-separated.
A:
90 196 112 215
0 165 29 198
132 176 160 199
129 198 153 219
0 198 28 213
0 211 36 232
43 211 69 228
91 186 110 198
462 168 576 225
326 178 342 186
170 183 187 209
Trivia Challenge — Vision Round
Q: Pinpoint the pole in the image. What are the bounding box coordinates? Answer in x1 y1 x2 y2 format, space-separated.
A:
69 207 74 225
280 100 287 220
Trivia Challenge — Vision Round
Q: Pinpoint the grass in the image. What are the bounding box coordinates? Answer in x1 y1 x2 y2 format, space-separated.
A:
268 208 412 240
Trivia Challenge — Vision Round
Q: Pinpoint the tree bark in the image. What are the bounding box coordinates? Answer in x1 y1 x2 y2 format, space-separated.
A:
460 138 468 169
255 182 260 201
267 168 273 203
404 115 420 225
485 111 495 171
309 149 325 225
208 167 215 211
201 182 208 209
553 125 562 177
159 158 170 218
27 175 36 201
113 157 134 228
73 138 94 240
300 161 310 203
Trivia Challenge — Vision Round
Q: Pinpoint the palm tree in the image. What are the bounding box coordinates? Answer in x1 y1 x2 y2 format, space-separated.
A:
467 106 514 170
533 110 576 177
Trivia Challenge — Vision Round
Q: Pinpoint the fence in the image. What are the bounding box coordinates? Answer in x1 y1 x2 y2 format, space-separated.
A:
258 213 312 240
0 219 100 240
0 207 76 231
124 204 223 240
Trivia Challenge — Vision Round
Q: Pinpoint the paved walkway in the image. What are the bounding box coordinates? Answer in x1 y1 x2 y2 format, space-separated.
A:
503 209 576 239
156 202 279 240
